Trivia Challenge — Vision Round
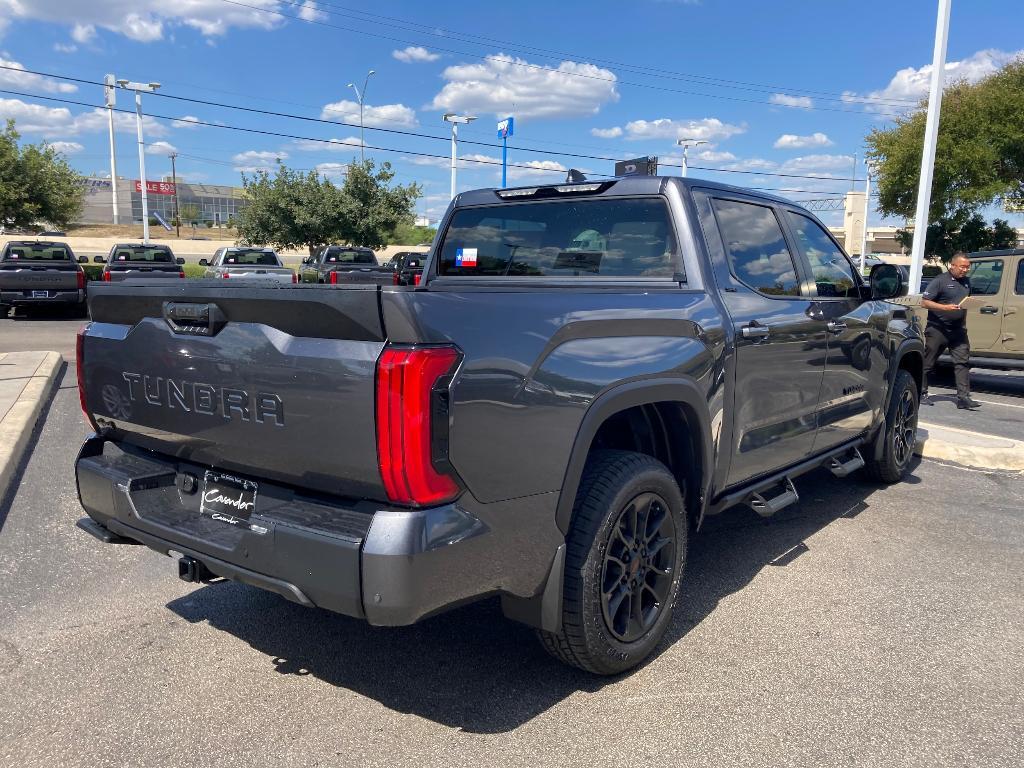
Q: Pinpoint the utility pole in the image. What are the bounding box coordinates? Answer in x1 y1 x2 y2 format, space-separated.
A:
104 75 119 225
909 0 952 293
117 78 161 244
677 138 708 177
860 161 873 275
443 113 477 200
347 69 375 164
169 151 180 238
498 116 514 189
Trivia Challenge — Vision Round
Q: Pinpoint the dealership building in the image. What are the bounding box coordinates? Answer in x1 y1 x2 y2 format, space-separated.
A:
79 176 248 227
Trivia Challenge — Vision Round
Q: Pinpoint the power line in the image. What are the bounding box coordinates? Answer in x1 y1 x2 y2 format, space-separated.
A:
217 0 907 120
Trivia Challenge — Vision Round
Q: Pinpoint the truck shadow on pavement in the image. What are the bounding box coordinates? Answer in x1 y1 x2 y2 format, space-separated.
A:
165 462 922 734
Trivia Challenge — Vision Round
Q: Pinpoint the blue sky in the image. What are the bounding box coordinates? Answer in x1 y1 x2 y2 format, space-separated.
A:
1 0 1021 228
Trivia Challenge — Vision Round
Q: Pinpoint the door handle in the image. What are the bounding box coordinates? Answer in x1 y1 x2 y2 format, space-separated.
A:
741 324 770 339
979 305 999 314
826 320 847 334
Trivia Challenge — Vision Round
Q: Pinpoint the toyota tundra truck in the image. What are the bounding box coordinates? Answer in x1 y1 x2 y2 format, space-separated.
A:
1 240 88 316
74 177 924 674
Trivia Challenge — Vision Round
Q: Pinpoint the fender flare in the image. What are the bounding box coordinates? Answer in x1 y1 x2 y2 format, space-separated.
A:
554 377 714 535
871 337 925 460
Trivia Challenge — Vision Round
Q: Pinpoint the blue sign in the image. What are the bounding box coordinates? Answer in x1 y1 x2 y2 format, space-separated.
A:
497 117 514 138
152 210 173 232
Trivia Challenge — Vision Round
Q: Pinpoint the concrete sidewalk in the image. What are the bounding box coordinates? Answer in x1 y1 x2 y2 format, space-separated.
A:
0 351 63 502
917 421 1024 473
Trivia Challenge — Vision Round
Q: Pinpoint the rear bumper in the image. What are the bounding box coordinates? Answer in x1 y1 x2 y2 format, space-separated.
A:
74 436 564 626
1 288 84 305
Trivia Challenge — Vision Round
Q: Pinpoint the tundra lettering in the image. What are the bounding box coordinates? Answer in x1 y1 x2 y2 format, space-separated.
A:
120 372 284 425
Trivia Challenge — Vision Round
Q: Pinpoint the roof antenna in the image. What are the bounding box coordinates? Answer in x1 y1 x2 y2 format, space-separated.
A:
565 168 587 183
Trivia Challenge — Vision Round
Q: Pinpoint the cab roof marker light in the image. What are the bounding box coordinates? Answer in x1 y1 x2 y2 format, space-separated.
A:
495 188 538 198
555 183 603 193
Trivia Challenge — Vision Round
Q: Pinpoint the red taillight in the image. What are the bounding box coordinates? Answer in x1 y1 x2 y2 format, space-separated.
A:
76 269 85 290
376 346 461 506
291 271 298 284
413 274 422 286
221 271 230 279
102 271 111 282
329 271 338 285
76 326 98 431
392 271 400 285
178 270 185 278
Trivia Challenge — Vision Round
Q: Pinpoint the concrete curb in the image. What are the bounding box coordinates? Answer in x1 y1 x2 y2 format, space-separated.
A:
0 351 63 502
916 421 1024 473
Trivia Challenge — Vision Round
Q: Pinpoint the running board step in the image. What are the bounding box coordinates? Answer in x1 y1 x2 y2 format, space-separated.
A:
828 448 865 478
748 477 799 518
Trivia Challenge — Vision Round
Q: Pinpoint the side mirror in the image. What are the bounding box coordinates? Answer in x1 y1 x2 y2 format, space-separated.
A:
302 257 312 265
93 255 106 264
175 257 185 265
869 263 906 300
77 255 88 264
198 258 209 267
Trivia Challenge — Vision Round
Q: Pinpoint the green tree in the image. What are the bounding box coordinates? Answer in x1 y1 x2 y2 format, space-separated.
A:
178 203 200 226
0 119 83 229
236 160 420 255
991 218 1018 249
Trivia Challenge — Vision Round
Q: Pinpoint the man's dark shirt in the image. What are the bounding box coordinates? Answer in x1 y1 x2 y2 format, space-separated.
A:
922 269 971 331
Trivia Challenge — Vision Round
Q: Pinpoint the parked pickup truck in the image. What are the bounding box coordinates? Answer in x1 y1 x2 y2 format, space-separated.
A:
1 240 88 316
95 243 186 282
74 177 924 674
299 245 390 284
386 250 428 286
199 247 296 284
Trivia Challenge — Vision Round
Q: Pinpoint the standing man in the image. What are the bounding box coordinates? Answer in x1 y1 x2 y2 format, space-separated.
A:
921 252 981 410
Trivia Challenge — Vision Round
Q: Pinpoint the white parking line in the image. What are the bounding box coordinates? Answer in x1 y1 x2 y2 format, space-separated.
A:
974 398 1024 410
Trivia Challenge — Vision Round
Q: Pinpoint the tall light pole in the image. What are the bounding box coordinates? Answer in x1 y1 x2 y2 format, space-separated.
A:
443 113 477 200
117 78 160 244
859 161 874 275
103 75 119 225
909 0 952 293
677 138 708 177
169 151 180 238
347 69 375 164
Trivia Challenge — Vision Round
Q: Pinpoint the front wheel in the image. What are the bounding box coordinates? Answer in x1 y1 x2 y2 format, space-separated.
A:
865 369 919 483
537 450 688 675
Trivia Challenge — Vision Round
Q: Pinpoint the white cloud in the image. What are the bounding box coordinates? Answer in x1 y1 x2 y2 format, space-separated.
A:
460 153 501 169
73 107 168 137
171 115 202 129
47 140 83 155
0 1 286 43
0 56 77 93
393 46 440 63
315 162 348 179
145 140 177 155
232 149 287 172
692 149 736 163
622 117 745 142
430 53 619 120
779 154 854 173
53 42 77 53
297 1 326 22
591 126 623 139
507 159 568 180
846 48 1024 113
769 93 813 108
293 136 364 151
0 97 170 139
321 99 417 128
774 132 834 149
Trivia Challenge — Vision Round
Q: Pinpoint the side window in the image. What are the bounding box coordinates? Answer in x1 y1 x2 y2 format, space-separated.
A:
785 211 859 299
968 260 1003 296
711 198 801 297
1016 260 1024 296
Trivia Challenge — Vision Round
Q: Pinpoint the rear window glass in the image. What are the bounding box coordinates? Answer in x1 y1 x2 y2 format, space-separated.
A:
222 250 280 266
325 250 375 264
112 247 173 263
437 198 677 278
3 244 72 261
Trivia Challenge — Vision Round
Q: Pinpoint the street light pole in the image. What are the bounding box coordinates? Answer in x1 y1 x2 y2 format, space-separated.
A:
117 78 160 244
859 162 873 275
169 151 180 238
676 138 708 178
347 69 375 164
443 113 477 200
103 75 119 225
909 0 952 293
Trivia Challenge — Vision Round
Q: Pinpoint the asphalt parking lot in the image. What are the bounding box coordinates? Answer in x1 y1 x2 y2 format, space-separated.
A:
1 315 1022 767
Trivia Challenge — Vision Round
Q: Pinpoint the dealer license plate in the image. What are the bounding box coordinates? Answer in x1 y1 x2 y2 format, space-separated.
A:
32 291 49 298
200 471 258 525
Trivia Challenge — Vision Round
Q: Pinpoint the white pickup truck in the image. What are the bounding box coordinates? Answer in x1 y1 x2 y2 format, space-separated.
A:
199 247 296 284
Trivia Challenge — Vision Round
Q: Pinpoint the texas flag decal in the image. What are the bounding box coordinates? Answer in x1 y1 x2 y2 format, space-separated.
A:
455 247 478 267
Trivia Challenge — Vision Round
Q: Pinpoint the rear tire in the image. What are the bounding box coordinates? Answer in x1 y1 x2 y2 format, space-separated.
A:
537 450 687 675
865 369 919 483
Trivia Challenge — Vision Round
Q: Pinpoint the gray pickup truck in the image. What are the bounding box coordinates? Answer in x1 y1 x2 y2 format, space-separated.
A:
299 245 391 284
1 240 88 316
96 243 186 282
200 247 296 284
74 177 924 674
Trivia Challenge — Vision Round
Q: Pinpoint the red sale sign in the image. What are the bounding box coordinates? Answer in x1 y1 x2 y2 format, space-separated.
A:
134 180 176 195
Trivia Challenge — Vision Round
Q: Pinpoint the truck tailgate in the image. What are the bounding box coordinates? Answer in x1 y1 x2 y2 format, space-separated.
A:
0 262 80 290
81 282 388 500
106 266 182 281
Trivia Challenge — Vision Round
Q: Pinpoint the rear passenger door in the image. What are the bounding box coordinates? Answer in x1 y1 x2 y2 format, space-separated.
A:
965 258 1006 352
1003 257 1024 353
781 209 885 451
693 191 826 487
